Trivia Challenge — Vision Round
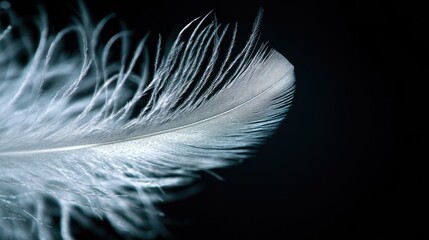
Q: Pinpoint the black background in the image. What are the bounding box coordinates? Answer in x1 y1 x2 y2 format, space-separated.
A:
3 0 426 239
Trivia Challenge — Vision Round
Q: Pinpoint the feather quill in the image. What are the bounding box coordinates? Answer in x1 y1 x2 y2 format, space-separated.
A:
0 3 294 239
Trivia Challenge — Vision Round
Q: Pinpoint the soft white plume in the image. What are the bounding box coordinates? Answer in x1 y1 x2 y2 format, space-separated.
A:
0 3 294 239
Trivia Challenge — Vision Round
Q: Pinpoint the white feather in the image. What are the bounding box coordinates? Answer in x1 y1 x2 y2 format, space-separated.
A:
0 4 294 240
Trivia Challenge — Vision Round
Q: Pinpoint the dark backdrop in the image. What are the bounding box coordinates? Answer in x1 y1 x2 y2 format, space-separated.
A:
4 0 425 239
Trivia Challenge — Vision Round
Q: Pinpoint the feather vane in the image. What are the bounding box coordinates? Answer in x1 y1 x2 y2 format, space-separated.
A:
0 5 294 239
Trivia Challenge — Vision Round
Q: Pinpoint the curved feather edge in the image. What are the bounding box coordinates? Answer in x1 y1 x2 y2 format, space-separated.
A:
0 4 295 240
